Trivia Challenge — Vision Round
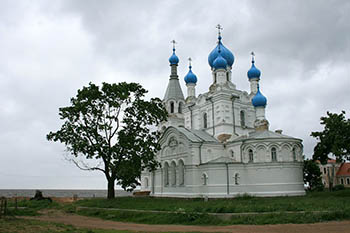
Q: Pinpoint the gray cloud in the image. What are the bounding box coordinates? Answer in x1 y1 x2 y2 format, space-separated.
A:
1 0 349 189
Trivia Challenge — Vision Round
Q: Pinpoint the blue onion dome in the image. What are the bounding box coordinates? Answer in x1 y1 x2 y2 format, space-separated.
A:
169 48 179 65
208 36 234 68
252 86 267 107
184 64 197 84
247 60 261 79
213 49 228 70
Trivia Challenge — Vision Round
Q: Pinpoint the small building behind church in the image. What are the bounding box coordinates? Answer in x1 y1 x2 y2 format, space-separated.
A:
141 27 305 197
318 159 350 188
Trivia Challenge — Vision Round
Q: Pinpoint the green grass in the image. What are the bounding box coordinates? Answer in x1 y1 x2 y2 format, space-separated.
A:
0 218 132 233
6 199 59 216
4 189 350 226
74 189 350 213
75 207 350 225
76 208 223 226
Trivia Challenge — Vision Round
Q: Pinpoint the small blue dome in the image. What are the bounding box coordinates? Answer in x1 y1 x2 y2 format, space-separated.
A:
247 61 261 79
252 86 267 107
208 36 234 68
213 51 228 70
184 65 197 84
169 48 179 65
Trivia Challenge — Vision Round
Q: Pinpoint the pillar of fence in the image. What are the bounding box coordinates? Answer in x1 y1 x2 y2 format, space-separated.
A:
0 197 7 218
3 198 7 216
0 198 3 218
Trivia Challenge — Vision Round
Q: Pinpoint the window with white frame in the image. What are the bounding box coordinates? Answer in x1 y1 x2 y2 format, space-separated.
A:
164 163 169 186
178 160 185 186
292 147 297 161
202 173 208 185
248 149 253 162
170 101 174 113
271 147 277 162
240 111 245 127
144 177 149 188
234 173 240 185
178 102 183 114
203 113 208 128
170 161 176 186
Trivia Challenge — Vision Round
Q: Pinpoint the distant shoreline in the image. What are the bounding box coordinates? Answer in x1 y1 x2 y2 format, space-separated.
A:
0 189 134 198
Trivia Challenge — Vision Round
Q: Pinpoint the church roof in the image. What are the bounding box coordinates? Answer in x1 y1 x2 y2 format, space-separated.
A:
176 127 218 143
163 78 184 101
162 126 218 143
250 130 296 139
234 130 299 141
336 163 350 176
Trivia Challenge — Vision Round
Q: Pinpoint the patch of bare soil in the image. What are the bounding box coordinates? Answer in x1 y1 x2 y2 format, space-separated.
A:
21 210 349 233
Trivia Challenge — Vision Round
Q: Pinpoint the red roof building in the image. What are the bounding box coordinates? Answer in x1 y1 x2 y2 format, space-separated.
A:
318 160 349 188
336 163 350 186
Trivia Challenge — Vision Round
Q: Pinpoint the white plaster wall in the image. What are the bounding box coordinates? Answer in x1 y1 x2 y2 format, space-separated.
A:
183 87 256 138
147 161 305 197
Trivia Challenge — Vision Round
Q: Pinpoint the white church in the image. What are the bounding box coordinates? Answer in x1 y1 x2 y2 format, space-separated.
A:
141 26 305 197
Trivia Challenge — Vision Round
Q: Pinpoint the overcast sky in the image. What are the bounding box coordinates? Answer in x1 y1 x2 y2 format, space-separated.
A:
1 0 349 189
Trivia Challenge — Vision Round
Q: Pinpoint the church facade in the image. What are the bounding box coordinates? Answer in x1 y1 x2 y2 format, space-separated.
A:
141 28 305 197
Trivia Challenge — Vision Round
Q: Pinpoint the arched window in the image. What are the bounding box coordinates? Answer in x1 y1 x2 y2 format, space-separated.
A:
271 147 277 162
164 162 169 186
170 161 176 186
347 178 350 185
292 148 296 161
341 178 344 185
170 102 174 113
178 102 183 114
144 177 149 188
178 160 185 186
248 149 253 162
234 173 240 185
240 111 245 127
202 173 208 185
203 113 208 128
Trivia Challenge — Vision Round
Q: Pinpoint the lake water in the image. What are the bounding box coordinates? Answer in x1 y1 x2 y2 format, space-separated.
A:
0 189 133 198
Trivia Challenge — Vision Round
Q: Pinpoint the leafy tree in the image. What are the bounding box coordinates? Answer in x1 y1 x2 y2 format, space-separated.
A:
303 159 323 191
311 111 350 164
47 82 167 199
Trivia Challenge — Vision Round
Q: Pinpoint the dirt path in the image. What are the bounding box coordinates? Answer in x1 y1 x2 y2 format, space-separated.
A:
21 210 350 233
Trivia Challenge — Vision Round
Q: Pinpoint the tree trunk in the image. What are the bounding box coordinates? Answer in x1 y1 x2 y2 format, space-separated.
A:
107 179 115 199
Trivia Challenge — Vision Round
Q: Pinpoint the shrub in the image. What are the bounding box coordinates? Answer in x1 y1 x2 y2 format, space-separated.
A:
333 184 345 191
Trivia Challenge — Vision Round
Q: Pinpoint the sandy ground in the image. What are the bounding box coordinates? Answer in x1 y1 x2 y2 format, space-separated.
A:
20 209 350 233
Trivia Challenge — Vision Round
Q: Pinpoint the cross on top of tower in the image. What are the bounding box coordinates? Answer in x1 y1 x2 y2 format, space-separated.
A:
251 51 255 62
216 24 223 37
171 40 177 49
188 57 192 67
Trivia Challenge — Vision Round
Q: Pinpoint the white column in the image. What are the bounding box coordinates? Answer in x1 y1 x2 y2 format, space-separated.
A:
250 78 259 94
186 83 196 98
216 70 227 84
255 106 266 120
